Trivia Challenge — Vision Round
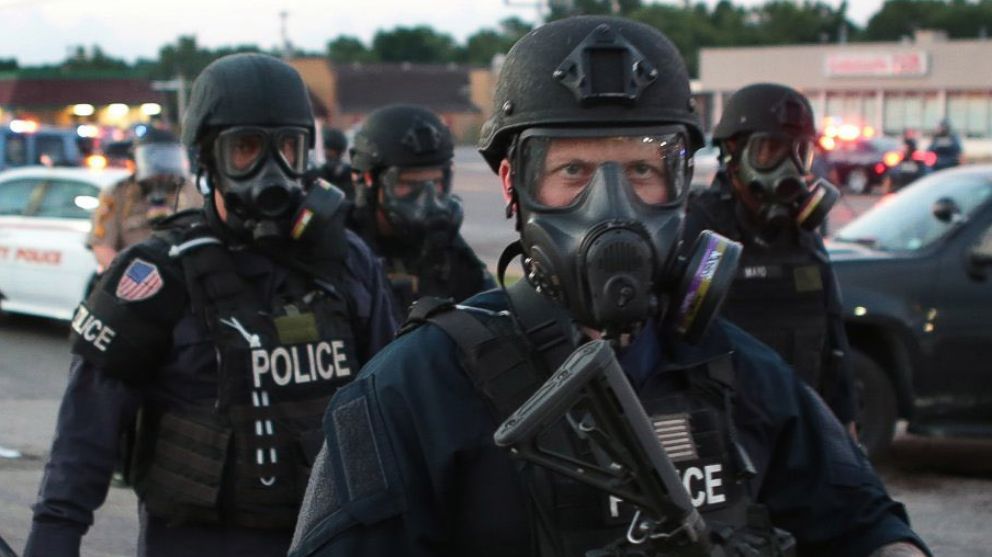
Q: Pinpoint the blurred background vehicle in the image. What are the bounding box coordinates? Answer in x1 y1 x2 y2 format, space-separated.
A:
1 121 84 171
827 164 992 457
0 166 131 320
818 122 904 194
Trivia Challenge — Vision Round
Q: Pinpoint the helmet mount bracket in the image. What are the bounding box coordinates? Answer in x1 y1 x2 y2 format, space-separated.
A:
552 23 658 105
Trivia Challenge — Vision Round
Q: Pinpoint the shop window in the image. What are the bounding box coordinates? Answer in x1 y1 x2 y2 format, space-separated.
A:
922 94 942 133
863 94 878 128
966 94 988 138
883 95 905 135
904 95 923 131
945 93 991 138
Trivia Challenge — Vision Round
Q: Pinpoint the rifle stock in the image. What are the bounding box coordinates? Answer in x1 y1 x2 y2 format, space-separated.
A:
495 340 711 555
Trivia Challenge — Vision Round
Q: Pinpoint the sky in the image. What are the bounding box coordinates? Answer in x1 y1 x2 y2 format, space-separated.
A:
0 0 885 66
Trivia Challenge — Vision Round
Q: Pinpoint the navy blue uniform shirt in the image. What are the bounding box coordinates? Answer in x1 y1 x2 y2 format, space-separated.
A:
24 229 397 557
289 289 928 557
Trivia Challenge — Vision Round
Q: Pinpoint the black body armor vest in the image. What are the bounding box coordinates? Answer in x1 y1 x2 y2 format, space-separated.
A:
721 240 829 390
382 238 490 320
401 283 791 557
135 219 359 529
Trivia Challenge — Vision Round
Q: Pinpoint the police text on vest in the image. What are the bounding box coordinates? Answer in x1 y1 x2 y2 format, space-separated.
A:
71 305 117 352
251 341 351 388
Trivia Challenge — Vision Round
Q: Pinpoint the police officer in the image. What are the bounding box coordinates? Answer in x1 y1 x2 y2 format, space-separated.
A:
683 83 856 430
89 128 201 271
349 104 495 320
24 53 396 557
305 127 354 199
290 17 928 557
928 118 963 172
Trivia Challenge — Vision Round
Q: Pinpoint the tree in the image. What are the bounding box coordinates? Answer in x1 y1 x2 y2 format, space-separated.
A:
864 0 992 41
61 45 130 72
151 35 263 80
327 36 375 63
463 17 534 65
627 1 856 77
752 1 852 44
548 0 642 19
371 26 459 63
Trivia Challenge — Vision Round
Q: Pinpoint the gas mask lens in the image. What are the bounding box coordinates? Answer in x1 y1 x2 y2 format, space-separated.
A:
519 129 688 209
216 126 310 179
381 165 452 202
745 133 815 173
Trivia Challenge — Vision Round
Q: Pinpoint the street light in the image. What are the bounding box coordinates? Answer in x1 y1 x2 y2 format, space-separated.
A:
72 104 95 116
107 103 129 118
141 103 162 116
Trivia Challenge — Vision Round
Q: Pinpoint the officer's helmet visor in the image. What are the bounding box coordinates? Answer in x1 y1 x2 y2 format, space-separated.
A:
216 126 310 178
518 127 688 209
134 143 190 183
380 165 452 203
745 133 814 173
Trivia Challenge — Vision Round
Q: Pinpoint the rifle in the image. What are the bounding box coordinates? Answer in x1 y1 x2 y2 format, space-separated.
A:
494 340 795 557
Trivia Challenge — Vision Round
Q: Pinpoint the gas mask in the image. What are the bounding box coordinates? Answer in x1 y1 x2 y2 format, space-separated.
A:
134 142 191 224
211 126 309 242
376 164 463 252
138 176 184 223
514 127 741 341
732 132 838 232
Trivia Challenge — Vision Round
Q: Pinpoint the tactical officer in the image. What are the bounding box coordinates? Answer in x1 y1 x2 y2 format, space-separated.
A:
305 127 354 199
349 104 495 320
24 53 396 557
683 84 856 430
291 18 927 557
928 118 963 172
89 128 201 271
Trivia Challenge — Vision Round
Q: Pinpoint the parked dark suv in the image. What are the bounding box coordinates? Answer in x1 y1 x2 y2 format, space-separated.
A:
827 165 992 456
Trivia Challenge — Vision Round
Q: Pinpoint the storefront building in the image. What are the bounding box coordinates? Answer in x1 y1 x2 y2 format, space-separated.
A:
699 30 992 149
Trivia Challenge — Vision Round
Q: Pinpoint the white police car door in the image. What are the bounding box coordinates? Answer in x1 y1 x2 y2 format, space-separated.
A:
0 177 46 308
10 179 99 320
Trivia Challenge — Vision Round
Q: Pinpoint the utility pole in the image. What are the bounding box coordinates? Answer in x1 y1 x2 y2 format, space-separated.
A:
280 10 293 59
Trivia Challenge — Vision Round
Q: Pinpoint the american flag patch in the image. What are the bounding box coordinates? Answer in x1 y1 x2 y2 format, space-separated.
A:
115 258 163 301
651 413 698 463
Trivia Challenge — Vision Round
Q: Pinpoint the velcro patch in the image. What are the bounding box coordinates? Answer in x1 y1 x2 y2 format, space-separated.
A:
333 396 387 501
116 258 163 301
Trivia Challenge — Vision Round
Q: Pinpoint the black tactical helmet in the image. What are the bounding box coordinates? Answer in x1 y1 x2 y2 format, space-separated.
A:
351 104 454 172
712 83 815 142
478 16 704 172
181 53 315 150
322 127 348 153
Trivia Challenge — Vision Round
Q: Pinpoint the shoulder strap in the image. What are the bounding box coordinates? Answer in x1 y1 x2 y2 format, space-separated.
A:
696 353 756 481
159 218 253 329
402 296 542 420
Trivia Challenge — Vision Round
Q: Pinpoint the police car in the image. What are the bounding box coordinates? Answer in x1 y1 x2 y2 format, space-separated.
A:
0 166 131 321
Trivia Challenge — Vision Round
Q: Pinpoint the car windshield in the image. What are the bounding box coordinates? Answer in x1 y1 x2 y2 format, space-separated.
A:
835 170 992 252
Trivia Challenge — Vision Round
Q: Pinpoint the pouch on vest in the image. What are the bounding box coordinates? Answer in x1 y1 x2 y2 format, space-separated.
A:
138 409 232 524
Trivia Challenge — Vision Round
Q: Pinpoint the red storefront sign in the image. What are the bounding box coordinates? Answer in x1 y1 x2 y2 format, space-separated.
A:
824 51 929 77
